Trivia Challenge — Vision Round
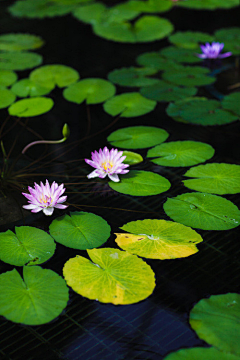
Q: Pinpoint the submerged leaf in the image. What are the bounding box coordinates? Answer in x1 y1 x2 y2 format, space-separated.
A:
8 97 54 117
0 33 44 51
30 65 79 88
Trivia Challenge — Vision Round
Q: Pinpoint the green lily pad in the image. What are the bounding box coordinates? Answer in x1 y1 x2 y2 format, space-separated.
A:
109 170 171 196
183 163 240 194
103 3 141 23
63 78 116 104
122 151 143 165
115 219 203 259
177 0 240 10
0 51 42 70
163 347 240 360
120 0 173 13
49 211 111 250
30 65 79 88
163 192 240 230
140 81 197 102
11 78 53 97
0 266 69 325
0 87 16 109
168 31 214 49
63 248 155 304
0 226 56 266
166 97 207 123
215 28 240 55
162 66 216 87
147 141 215 167
222 92 240 117
73 3 107 24
93 15 174 43
136 52 181 71
8 97 54 117
103 92 156 117
0 33 44 51
0 70 17 87
190 293 240 356
160 46 201 63
107 126 169 149
107 67 159 87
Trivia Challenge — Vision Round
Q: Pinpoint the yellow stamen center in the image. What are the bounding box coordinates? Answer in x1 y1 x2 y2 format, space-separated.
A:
102 161 113 171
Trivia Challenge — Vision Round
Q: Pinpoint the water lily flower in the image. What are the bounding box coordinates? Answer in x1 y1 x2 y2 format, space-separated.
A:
22 180 68 216
85 147 129 182
196 42 232 59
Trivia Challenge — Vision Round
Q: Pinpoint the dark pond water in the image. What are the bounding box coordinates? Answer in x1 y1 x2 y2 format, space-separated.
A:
0 1 240 359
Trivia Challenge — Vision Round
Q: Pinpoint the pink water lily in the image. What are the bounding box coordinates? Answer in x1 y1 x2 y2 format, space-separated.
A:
85 147 129 182
22 180 68 216
196 42 232 59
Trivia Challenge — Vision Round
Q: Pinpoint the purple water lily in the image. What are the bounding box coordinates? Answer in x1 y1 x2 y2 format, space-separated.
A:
196 42 232 59
85 147 129 182
22 180 68 216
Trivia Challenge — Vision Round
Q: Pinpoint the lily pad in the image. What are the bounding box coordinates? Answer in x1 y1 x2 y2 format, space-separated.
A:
93 16 173 43
8 97 54 117
136 52 180 71
163 347 240 360
0 51 42 70
0 226 56 266
0 266 69 325
119 0 173 13
215 27 240 55
222 92 240 117
162 66 216 87
63 78 116 104
63 248 155 305
183 163 240 195
108 67 159 87
160 46 201 63
140 81 197 102
109 170 171 196
103 92 156 117
107 126 169 149
163 192 240 230
115 219 203 259
0 87 16 109
49 211 111 250
168 31 214 49
122 151 143 165
190 293 240 356
30 65 79 89
177 0 240 10
0 70 17 87
73 3 107 24
147 141 215 167
11 78 53 97
0 33 44 51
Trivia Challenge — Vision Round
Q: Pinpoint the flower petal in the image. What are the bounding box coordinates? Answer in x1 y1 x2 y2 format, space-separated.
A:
43 207 54 216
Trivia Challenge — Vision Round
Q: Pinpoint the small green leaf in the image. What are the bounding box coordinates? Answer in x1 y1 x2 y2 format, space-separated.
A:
0 266 69 325
63 248 156 304
49 211 111 250
108 67 159 87
163 192 240 230
8 97 54 117
162 66 216 87
73 3 107 24
177 0 239 10
120 0 173 13
163 347 240 360
0 33 44 51
30 65 79 89
11 78 53 97
0 87 16 109
222 92 240 117
168 31 214 49
136 51 180 71
109 170 171 196
0 70 18 87
160 46 201 63
107 126 169 149
62 123 70 138
0 51 42 71
122 151 143 165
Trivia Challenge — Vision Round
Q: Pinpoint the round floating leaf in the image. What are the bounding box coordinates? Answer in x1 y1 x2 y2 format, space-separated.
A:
8 97 54 117
103 93 156 117
49 211 111 250
0 33 44 51
166 97 207 123
163 192 240 230
108 67 159 87
73 3 107 24
0 87 16 109
0 266 69 325
168 31 214 49
147 141 215 167
177 0 239 9
190 293 240 356
183 163 240 195
222 92 240 118
0 51 42 70
116 219 203 259
107 126 169 149
162 66 216 87
215 27 240 55
122 151 143 165
163 347 240 360
109 170 171 196
63 248 155 305
30 65 79 89
140 81 197 102
0 70 17 87
136 52 181 71
11 79 53 97
63 78 116 104
120 0 173 13
160 46 201 63
0 226 56 266
93 16 173 43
